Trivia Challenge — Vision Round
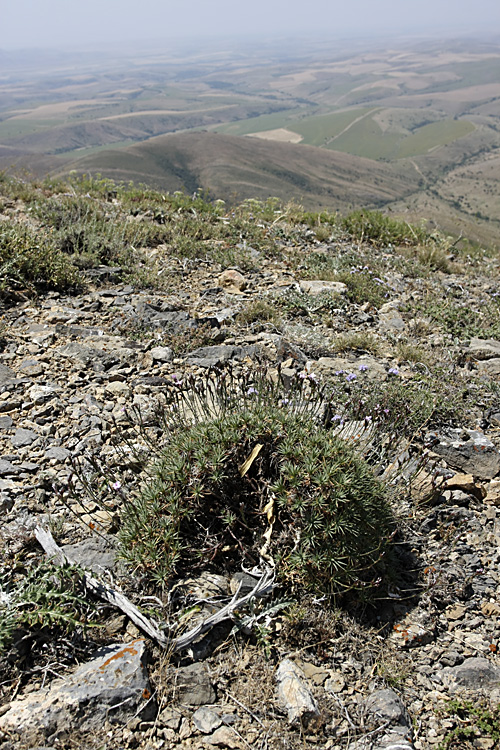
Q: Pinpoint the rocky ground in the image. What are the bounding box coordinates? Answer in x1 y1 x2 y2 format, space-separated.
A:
1 180 500 750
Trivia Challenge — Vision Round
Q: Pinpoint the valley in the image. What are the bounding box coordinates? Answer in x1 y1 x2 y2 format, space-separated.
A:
1 33 500 245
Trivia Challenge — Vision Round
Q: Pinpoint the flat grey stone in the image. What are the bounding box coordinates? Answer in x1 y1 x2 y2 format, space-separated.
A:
379 309 405 332
0 400 21 413
185 345 257 368
349 689 413 750
0 639 153 739
18 461 39 472
62 536 116 573
0 459 21 476
18 359 44 377
150 346 174 363
426 428 500 479
45 446 71 462
299 280 347 296
0 492 14 512
467 337 500 360
193 707 222 734
364 689 410 726
0 478 16 490
440 657 500 691
0 364 15 385
29 385 60 405
203 726 240 748
11 428 38 448
315 356 387 381
0 415 13 430
175 663 216 706
477 358 500 375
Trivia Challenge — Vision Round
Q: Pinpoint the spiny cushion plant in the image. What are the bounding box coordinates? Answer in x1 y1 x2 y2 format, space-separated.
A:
119 372 395 597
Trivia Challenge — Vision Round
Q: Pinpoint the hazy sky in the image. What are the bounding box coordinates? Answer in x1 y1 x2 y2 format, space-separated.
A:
2 0 500 50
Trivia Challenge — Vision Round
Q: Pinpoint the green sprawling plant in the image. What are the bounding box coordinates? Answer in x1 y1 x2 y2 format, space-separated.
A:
437 699 500 750
0 558 95 654
117 370 397 597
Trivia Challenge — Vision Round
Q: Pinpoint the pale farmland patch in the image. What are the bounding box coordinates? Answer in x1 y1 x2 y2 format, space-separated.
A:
246 128 303 143
14 100 117 120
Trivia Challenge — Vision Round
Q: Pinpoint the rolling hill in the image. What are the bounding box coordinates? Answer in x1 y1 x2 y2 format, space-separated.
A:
60 131 420 211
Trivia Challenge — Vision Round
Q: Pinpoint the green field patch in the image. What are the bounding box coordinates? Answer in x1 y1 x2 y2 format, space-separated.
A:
397 120 475 158
423 59 500 92
325 116 401 159
61 140 137 157
0 118 62 140
214 109 303 136
287 108 373 147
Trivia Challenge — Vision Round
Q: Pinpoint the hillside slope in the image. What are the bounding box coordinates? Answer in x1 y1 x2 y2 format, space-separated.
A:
61 131 420 210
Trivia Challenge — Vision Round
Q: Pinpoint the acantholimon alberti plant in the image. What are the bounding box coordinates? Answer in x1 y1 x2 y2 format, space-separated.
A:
118 368 400 598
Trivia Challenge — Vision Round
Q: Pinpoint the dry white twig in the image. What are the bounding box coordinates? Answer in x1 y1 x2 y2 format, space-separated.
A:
34 525 274 652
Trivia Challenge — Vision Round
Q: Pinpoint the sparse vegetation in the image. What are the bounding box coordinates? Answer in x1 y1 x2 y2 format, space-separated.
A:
332 331 381 355
437 699 500 750
237 298 282 327
0 222 80 297
0 558 96 655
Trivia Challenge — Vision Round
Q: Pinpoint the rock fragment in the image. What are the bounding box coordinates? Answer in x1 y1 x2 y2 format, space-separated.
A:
299 280 347 296
426 428 500 479
467 337 500 360
218 269 248 292
349 689 413 750
175 663 216 706
439 657 500 692
149 345 174 363
0 639 153 741
193 706 223 734
276 658 320 725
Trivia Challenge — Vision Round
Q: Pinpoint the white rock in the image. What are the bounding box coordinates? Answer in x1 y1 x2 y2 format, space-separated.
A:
276 658 319 725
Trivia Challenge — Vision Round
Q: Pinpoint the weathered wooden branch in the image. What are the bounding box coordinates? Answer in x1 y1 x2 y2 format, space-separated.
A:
34 525 275 652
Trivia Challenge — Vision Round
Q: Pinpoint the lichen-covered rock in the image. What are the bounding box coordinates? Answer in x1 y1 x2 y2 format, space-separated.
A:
0 639 153 742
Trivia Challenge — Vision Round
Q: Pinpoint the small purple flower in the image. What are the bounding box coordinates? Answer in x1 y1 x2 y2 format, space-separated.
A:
388 367 399 376
346 373 357 382
279 397 290 406
112 481 122 491
308 373 318 383
359 364 369 372
334 369 345 376
247 386 258 395
332 414 342 421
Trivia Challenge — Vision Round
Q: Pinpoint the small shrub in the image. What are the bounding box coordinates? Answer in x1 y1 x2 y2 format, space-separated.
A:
333 332 380 355
335 268 390 307
340 210 428 247
237 299 281 326
0 223 80 296
417 242 453 273
396 342 433 366
118 373 395 597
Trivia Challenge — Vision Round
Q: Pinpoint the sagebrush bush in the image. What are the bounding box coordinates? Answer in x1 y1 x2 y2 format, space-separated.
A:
0 223 80 296
119 375 394 596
